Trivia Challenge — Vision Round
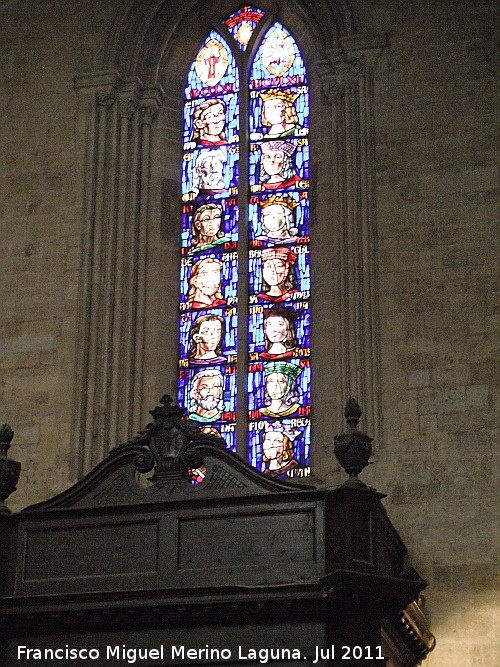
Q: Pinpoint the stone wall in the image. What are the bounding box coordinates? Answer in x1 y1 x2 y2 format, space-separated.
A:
0 0 115 501
361 1 498 664
0 1 498 665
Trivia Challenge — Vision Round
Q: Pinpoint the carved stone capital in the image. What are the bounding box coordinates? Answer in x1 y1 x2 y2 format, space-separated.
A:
340 32 388 70
117 77 143 119
118 95 138 119
97 91 116 110
316 60 343 103
348 56 365 79
318 50 366 101
139 101 159 126
139 84 165 126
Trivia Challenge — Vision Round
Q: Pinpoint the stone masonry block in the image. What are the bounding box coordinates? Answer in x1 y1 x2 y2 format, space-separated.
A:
433 563 499 592
419 414 438 433
418 385 489 415
398 399 419 437
408 368 430 388
465 384 489 409
418 387 466 414
0 334 56 357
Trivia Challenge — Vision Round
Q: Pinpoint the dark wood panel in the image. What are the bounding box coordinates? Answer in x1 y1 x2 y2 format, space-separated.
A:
178 509 316 570
23 520 159 580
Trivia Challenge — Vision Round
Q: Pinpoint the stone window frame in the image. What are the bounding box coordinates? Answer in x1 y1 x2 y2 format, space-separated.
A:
72 0 386 480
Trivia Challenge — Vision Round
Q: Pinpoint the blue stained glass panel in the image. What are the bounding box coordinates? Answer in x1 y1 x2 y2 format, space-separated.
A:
185 31 239 100
217 425 237 453
182 145 239 201
178 365 238 424
179 252 238 311
178 305 238 363
183 93 239 148
249 86 309 139
248 191 309 243
179 17 312 476
248 302 310 357
248 418 311 477
248 245 311 302
249 138 309 193
181 196 239 253
193 420 236 453
247 359 311 414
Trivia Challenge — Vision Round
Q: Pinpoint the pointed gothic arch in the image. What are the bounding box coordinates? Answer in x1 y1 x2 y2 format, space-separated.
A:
72 0 386 481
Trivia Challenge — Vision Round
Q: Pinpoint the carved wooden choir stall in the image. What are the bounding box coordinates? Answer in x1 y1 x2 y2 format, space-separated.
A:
0 399 434 666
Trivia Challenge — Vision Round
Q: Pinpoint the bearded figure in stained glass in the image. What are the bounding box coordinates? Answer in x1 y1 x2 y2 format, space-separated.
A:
188 314 226 365
259 140 300 190
260 89 302 139
188 369 224 422
262 423 300 477
192 98 227 145
258 195 298 242
191 203 228 251
259 361 302 418
258 247 298 302
192 149 227 195
260 305 297 359
188 257 226 309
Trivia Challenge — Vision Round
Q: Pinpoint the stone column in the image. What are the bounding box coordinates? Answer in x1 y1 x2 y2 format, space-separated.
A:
72 72 164 476
315 35 386 446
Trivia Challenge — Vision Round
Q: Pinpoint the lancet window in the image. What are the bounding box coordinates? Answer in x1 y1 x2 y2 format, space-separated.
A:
177 6 311 480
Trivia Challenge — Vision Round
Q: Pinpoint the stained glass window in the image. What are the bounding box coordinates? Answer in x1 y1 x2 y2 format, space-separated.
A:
224 6 265 50
178 8 311 480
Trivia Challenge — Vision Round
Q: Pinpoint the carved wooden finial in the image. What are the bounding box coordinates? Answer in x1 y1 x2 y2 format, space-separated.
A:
334 400 373 484
0 423 14 448
344 398 362 429
0 424 21 515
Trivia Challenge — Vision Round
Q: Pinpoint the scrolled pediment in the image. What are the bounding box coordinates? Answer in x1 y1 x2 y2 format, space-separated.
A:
23 395 313 512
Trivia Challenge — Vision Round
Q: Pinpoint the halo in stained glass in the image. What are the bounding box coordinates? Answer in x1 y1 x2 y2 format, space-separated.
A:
224 6 265 50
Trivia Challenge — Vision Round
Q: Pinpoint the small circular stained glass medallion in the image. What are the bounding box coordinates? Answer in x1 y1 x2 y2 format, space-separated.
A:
236 21 254 47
